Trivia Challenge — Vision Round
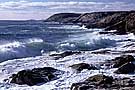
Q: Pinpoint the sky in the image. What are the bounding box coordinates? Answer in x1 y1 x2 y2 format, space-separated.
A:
0 0 134 20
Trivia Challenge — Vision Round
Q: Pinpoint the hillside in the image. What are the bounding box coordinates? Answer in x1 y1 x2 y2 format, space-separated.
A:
46 11 135 34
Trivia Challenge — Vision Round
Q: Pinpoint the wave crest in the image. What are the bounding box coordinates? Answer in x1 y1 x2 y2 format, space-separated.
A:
0 38 45 62
57 35 116 51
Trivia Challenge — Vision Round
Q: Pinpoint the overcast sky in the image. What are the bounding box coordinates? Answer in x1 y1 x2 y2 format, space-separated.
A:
0 0 134 20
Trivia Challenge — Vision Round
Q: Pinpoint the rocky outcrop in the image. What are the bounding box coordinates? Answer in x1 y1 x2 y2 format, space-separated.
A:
112 55 135 68
71 74 135 90
77 11 129 28
46 13 81 23
69 63 98 72
101 55 135 74
49 51 81 60
105 20 127 34
105 13 135 34
125 13 135 33
80 11 135 34
102 55 135 68
10 67 64 86
114 62 135 74
46 11 135 34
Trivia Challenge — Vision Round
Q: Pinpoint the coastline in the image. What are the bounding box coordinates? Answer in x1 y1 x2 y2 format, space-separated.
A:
0 11 135 90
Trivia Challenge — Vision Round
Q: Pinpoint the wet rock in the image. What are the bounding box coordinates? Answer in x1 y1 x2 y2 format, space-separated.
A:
71 75 135 90
10 70 45 86
105 12 135 34
69 63 98 72
114 62 135 74
105 20 127 34
49 51 81 60
102 55 135 68
10 67 63 86
85 74 113 84
71 82 93 90
122 50 135 53
91 50 111 54
125 13 135 33
112 55 135 68
71 74 113 90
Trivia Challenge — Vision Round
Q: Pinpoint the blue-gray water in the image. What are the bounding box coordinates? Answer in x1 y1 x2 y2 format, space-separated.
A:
0 20 116 62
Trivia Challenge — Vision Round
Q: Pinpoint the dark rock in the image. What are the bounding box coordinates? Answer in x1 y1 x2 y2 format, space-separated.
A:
91 50 111 54
71 82 94 90
114 62 135 74
71 74 113 90
112 55 135 68
122 50 135 53
71 75 135 90
101 55 135 68
69 63 98 72
46 13 81 23
105 12 135 34
105 21 127 34
11 70 45 86
10 67 63 86
125 13 135 33
85 11 129 29
85 74 113 84
99 31 115 34
46 11 135 34
76 12 109 24
49 51 81 60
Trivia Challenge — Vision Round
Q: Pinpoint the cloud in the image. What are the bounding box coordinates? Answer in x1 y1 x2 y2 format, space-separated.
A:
0 0 135 19
0 1 135 11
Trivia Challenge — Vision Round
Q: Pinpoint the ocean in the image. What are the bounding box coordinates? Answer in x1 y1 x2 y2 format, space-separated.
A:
0 20 135 90
0 20 117 62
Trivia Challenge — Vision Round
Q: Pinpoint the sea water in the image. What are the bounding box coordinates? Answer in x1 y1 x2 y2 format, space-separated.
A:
0 20 118 62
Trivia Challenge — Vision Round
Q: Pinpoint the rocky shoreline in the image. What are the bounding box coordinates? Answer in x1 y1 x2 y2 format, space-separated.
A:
46 11 135 34
2 11 135 90
7 52 135 90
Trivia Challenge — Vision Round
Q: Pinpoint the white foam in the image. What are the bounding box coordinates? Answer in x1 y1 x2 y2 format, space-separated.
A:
0 38 43 52
25 38 44 44
58 32 116 51
0 41 22 52
0 38 44 61
0 51 132 90
48 25 82 30
0 25 135 90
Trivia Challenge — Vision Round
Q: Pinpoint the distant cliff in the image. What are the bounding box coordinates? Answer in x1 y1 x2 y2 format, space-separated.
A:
46 11 135 34
46 13 81 23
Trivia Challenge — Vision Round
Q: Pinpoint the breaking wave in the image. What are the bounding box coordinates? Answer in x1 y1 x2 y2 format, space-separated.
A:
0 38 46 62
57 34 116 51
0 23 120 62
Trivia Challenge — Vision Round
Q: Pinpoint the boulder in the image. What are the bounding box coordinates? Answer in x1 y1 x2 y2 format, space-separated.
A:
112 55 135 68
71 74 113 90
69 63 98 72
10 70 46 86
10 67 63 86
114 62 135 74
71 75 135 90
85 74 113 84
49 51 81 59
